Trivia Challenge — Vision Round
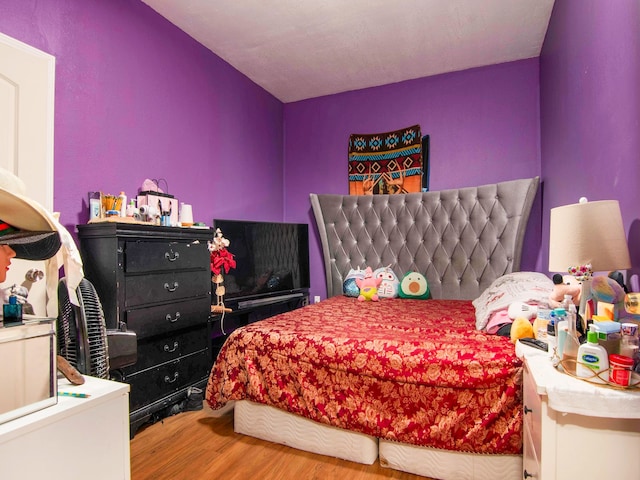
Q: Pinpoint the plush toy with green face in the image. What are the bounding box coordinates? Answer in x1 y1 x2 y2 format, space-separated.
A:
398 271 430 299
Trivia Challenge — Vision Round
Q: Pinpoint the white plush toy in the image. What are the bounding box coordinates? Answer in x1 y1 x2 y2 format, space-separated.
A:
507 301 538 320
373 266 400 298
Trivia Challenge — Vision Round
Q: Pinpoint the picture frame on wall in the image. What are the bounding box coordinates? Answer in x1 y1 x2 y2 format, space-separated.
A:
348 125 427 195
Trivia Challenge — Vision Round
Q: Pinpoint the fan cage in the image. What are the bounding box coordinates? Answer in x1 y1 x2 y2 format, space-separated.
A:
57 278 110 379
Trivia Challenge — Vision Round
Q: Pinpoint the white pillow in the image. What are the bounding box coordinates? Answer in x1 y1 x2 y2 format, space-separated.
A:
473 272 554 331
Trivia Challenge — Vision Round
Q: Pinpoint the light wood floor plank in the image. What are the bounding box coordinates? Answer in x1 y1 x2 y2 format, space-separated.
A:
130 409 431 479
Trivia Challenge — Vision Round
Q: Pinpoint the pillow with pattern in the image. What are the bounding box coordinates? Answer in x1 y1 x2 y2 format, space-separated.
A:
473 272 553 331
343 267 366 297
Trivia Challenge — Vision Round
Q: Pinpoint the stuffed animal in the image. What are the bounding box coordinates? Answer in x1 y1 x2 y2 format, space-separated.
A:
398 271 430 299
355 267 382 301
343 267 366 297
510 317 534 344
591 275 626 305
507 301 538 321
549 273 581 308
374 266 400 298
590 275 626 320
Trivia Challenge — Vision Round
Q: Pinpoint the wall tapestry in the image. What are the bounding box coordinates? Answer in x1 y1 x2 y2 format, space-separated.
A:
348 124 429 195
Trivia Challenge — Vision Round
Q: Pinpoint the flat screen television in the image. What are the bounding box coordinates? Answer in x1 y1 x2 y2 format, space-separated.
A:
212 219 310 309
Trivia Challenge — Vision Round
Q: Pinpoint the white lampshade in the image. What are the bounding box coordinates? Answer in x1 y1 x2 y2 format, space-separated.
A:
549 199 631 273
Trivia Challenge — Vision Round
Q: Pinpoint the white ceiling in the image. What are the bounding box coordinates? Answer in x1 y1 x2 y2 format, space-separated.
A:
141 0 555 103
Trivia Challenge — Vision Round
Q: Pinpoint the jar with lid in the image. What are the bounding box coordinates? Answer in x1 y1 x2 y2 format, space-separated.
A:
620 322 639 368
609 354 634 387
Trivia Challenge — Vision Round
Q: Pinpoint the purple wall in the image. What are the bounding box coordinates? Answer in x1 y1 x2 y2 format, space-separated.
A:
7 0 636 301
284 60 543 299
0 0 285 233
540 0 640 290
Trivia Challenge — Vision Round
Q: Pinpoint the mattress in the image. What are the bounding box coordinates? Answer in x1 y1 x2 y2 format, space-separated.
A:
206 296 523 454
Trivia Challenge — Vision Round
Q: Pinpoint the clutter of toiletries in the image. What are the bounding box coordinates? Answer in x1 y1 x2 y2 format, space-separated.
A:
87 179 200 228
531 292 640 387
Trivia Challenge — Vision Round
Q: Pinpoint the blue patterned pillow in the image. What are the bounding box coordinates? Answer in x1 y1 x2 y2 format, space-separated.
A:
343 267 366 297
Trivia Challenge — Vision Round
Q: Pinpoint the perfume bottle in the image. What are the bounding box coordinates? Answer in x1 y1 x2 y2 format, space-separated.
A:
3 295 23 326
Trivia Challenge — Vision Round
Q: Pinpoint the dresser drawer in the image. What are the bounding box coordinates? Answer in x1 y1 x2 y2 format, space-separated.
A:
123 325 208 374
124 239 209 273
522 422 540 480
127 350 210 412
125 296 210 339
125 269 211 307
523 364 542 464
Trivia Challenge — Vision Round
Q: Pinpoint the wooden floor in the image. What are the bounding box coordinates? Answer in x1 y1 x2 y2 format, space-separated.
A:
130 409 431 480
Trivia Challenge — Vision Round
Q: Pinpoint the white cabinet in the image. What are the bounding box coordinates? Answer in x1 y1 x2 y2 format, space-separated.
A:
0 375 130 480
521 346 640 480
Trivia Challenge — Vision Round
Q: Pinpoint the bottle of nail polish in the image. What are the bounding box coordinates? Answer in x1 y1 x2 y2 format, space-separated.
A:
3 295 23 326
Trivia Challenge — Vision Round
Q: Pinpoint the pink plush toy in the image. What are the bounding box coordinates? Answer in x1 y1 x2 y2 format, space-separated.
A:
549 273 581 308
356 267 383 302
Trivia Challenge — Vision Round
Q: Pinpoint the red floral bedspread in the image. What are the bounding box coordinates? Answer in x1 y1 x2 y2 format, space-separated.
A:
205 296 523 454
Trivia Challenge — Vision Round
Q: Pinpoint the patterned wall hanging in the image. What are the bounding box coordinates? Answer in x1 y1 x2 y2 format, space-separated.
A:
348 124 428 195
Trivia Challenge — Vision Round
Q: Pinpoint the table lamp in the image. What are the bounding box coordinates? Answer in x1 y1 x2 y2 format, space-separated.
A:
549 198 631 319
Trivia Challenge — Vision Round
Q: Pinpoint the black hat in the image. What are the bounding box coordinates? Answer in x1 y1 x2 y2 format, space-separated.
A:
0 169 61 261
0 222 61 260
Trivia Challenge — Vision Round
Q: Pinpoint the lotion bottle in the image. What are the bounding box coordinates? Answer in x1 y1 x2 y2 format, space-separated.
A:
554 308 568 369
119 191 127 217
576 329 609 384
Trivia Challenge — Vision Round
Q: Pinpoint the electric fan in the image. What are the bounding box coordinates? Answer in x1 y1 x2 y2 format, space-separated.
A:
57 277 110 379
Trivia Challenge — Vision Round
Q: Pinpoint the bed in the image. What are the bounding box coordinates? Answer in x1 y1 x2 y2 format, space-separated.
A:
205 176 540 480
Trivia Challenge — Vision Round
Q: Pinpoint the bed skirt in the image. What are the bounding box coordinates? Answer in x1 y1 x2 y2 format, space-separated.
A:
379 438 522 479
208 400 522 480
234 400 378 464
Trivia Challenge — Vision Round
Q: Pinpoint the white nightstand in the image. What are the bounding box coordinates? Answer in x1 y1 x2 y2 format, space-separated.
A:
0 375 130 480
518 342 640 480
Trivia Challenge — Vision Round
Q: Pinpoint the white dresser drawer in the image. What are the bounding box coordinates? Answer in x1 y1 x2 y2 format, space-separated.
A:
523 363 542 463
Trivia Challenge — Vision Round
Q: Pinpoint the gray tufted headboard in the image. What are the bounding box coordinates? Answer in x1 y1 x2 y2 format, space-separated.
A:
310 177 539 300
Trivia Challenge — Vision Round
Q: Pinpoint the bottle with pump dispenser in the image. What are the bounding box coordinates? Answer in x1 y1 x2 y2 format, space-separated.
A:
576 328 609 384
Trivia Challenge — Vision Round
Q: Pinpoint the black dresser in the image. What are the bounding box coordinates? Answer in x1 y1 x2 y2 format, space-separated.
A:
77 223 213 436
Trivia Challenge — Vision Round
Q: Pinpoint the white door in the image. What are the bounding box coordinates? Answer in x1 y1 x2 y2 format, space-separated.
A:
0 32 55 316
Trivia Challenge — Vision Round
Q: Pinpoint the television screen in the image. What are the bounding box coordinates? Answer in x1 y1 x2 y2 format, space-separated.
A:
212 219 310 307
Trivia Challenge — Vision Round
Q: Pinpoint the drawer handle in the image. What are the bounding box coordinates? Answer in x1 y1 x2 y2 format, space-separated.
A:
164 372 179 384
164 342 179 353
165 251 180 262
164 281 179 292
166 312 181 323
524 405 533 415
523 469 535 478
